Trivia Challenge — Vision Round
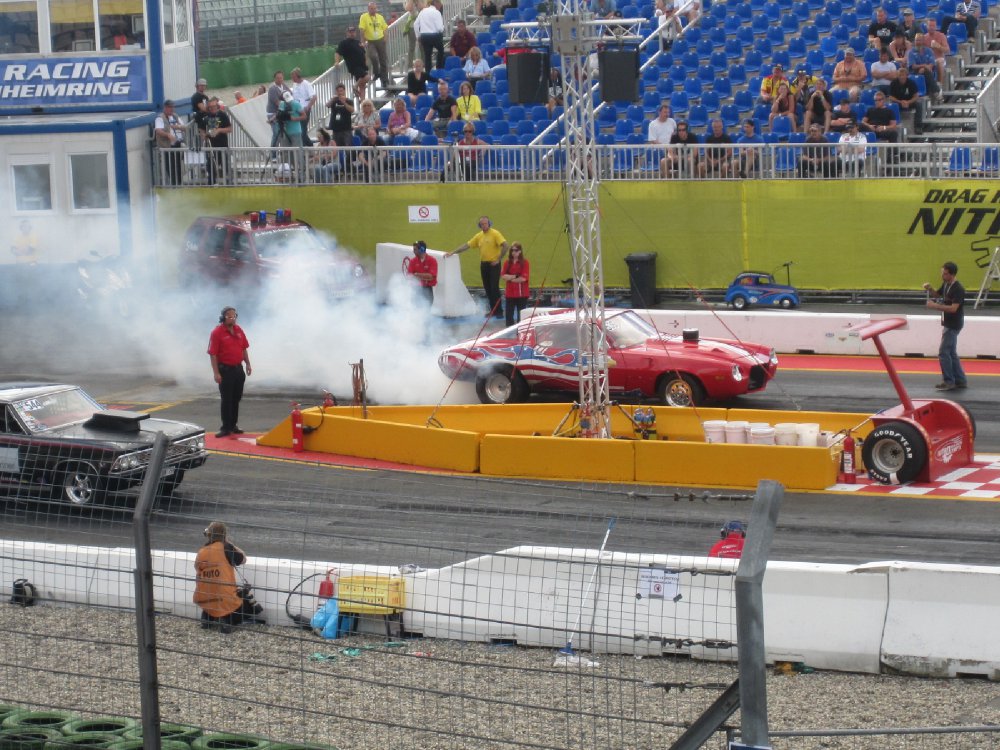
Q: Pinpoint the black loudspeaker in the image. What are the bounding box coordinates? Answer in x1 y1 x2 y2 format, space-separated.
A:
508 52 550 104
598 49 640 103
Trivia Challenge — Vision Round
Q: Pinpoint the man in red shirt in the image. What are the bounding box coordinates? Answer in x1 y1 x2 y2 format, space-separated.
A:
708 520 746 559
207 306 252 438
405 240 438 305
449 19 477 61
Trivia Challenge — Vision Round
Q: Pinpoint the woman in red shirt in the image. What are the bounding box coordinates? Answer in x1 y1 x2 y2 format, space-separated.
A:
501 243 530 326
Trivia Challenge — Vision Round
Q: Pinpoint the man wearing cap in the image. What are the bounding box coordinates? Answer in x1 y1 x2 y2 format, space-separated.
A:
359 2 390 89
154 100 187 186
194 521 263 632
277 90 306 181
790 66 817 110
195 97 233 185
838 119 867 176
290 67 317 147
191 77 209 117
868 7 897 50
405 241 438 305
832 48 867 91
899 8 919 42
870 46 898 94
757 63 788 106
336 26 371 101
829 98 856 133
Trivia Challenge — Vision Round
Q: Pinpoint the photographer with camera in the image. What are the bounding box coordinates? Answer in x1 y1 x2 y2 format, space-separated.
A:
193 521 265 633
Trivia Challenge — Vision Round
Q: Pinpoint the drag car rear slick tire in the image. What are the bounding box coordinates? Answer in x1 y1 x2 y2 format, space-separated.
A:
730 295 748 310
53 463 104 506
658 373 705 407
475 368 528 404
862 421 928 485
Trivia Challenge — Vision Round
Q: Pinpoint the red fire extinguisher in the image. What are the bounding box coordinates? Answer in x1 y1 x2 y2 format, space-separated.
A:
840 431 856 484
291 402 304 453
318 568 337 603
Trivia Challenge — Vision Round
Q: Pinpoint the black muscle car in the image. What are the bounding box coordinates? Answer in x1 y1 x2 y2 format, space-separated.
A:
0 383 208 506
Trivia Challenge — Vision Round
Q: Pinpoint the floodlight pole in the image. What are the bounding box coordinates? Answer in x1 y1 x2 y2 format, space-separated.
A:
506 12 643 438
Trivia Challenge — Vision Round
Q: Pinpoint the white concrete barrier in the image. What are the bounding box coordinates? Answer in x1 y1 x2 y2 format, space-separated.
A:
5 540 999 679
375 242 478 318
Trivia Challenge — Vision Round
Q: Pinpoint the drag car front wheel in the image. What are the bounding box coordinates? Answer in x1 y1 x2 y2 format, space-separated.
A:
476 368 528 404
861 422 928 485
658 373 705 407
55 462 105 506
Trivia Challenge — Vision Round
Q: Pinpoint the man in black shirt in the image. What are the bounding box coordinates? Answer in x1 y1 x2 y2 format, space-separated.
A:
923 262 967 390
425 79 457 137
888 66 922 133
191 77 209 117
195 97 233 184
326 83 356 147
868 7 897 50
336 26 371 101
861 91 898 142
701 119 734 177
798 124 839 177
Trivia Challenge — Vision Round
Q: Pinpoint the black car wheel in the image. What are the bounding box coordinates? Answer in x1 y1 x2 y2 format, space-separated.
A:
158 468 186 497
780 297 795 309
475 368 528 404
731 295 748 310
862 421 928 485
658 373 705 407
55 463 104 506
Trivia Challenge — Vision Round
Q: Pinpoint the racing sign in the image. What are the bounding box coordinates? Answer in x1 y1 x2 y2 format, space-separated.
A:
408 205 440 224
0 56 149 108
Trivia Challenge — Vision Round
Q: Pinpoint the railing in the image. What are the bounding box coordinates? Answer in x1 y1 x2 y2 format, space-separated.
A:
978 72 1000 142
151 141 1000 187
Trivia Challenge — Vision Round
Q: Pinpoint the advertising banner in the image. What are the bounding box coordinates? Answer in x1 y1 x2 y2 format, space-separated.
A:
0 55 149 108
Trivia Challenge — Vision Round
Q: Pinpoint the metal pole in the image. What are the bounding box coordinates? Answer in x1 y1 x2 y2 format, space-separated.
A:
735 479 784 747
133 432 167 750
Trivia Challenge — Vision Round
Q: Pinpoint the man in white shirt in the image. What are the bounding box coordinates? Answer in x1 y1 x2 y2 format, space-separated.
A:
154 100 187 186
942 0 980 39
290 67 317 146
869 47 898 94
647 103 677 177
838 119 867 176
414 0 445 70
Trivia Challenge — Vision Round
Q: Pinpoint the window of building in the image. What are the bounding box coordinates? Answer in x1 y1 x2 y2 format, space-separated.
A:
0 0 40 53
50 0 96 52
161 0 189 46
69 153 112 211
12 162 53 212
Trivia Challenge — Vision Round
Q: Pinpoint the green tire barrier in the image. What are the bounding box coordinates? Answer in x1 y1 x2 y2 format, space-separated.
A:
120 723 201 745
105 740 190 750
0 713 20 728
61 720 136 738
43 733 120 749
190 735 271 750
2 715 78 732
0 728 65 750
268 743 339 750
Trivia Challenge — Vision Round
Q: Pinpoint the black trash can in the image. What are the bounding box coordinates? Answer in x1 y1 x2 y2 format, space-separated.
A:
624 252 657 309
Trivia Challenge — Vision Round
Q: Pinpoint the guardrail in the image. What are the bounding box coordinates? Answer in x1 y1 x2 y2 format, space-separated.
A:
152 141 1000 186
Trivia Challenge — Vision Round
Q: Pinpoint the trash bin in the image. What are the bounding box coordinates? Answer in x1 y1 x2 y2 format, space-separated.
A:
624 252 657 309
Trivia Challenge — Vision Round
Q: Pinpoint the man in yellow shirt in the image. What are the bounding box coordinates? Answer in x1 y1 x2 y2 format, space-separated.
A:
359 2 389 90
447 215 509 319
10 220 39 265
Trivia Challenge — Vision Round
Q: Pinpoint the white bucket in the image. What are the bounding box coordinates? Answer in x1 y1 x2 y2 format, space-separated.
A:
725 420 749 444
774 423 799 446
818 430 836 448
796 423 821 447
746 421 770 441
703 420 727 443
750 426 775 445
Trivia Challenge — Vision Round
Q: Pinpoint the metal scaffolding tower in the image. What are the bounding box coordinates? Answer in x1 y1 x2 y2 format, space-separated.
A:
506 9 643 438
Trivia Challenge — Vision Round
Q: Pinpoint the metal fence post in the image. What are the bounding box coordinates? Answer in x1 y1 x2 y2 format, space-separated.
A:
133 432 168 750
736 479 784 748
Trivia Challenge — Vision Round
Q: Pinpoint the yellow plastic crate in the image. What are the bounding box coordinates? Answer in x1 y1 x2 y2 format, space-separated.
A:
338 575 405 615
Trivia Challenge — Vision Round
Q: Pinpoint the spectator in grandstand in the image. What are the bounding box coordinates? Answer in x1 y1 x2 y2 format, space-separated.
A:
702 119 735 178
682 0 700 25
647 103 677 177
234 91 247 104
868 7 897 50
336 27 371 101
799 124 839 177
804 77 833 132
480 0 499 16
838 119 867 176
941 0 980 40
889 65 923 133
154 100 186 186
451 19 477 61
196 97 233 186
403 0 423 68
899 8 919 42
547 67 564 116
406 59 436 106
357 126 387 182
415 0 445 71
654 0 681 50
355 98 381 138
191 77 209 117
908 33 940 100
455 80 483 121
312 128 342 183
888 29 912 65
252 84 267 98
769 82 797 133
829 98 856 133
791 66 817 111
426 79 458 136
454 123 487 181
870 47 898 94
590 0 619 19
832 48 867 91
757 63 788 106
501 243 530 326
290 67 317 147
327 83 356 147
924 18 950 89
464 47 492 83
737 119 764 177
667 120 699 177
360 2 390 90
861 90 898 145
387 96 423 143
266 71 292 155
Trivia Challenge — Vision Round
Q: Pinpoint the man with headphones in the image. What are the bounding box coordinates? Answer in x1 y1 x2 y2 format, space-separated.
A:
404 240 438 306
446 215 509 320
207 307 252 438
708 520 746 559
193 521 264 633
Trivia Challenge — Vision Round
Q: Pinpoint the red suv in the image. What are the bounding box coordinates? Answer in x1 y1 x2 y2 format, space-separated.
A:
180 212 370 300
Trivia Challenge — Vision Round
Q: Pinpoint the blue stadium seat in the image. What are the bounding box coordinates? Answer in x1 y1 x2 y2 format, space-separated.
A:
793 1 811 19
947 147 971 174
720 103 740 127
981 147 1000 173
715 77 733 98
753 38 772 58
849 36 868 54
682 51 700 72
533 119 553 135
475 80 492 96
725 37 744 60
724 13 742 33
684 77 703 100
642 89 662 114
729 62 748 84
781 14 800 34
773 50 791 68
774 144 799 171
752 14 769 35
767 25 786 46
494 80 508 98
813 11 832 32
883 0 899 15
444 55 463 70
913 74 927 96
825 0 843 15
788 36 807 57
486 106 503 122
529 105 549 121
807 0 824 9
807 48 825 69
491 120 510 137
614 118 636 142
800 23 819 46
820 37 840 57
669 64 688 86
507 105 526 121
737 1 754 20
597 104 618 129
710 27 728 47
670 90 690 113
642 66 660 91
656 51 675 69
839 10 858 28
688 104 709 128
696 37 715 59
734 89 754 112
671 37 689 56
832 23 851 42
949 25 968 43
764 1 782 19
771 114 794 138
753 103 771 121
709 49 728 72
686 26 703 44
626 103 644 123
697 63 717 84
702 91 722 112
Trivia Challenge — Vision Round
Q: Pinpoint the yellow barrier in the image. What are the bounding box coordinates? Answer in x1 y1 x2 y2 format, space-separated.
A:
481 434 636 482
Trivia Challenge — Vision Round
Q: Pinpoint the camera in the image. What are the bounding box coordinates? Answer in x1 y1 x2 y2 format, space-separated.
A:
237 584 264 615
276 106 292 123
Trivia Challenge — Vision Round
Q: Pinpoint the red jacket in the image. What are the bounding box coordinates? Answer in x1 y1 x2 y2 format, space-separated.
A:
709 533 745 559
502 257 530 299
405 253 438 287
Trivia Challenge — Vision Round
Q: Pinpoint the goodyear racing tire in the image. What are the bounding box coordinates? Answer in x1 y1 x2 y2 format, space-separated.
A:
190 734 272 750
730 295 748 310
658 373 705 407
120 723 201 745
53 464 104 507
0 728 65 750
475 368 528 405
862 421 928 485
61 719 137 738
2 713 77 732
44 733 120 749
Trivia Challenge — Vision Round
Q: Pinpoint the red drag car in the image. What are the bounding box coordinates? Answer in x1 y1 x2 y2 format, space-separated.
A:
438 309 779 406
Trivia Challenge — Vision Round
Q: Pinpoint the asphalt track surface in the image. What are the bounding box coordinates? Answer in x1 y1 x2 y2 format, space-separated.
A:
2 305 1000 570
